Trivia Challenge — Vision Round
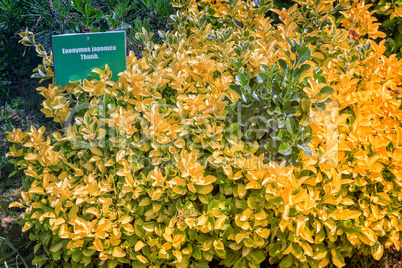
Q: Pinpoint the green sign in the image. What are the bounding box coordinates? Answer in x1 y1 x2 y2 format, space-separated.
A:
52 31 126 85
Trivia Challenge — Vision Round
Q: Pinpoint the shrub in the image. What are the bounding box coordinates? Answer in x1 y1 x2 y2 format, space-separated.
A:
7 0 402 268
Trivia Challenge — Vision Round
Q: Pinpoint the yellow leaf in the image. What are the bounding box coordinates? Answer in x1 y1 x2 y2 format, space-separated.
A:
135 241 146 251
235 233 249 244
237 184 246 198
112 247 126 258
197 215 208 226
373 243 384 260
313 52 325 60
116 150 126 162
214 215 227 230
151 189 163 200
331 249 345 267
90 147 103 156
213 240 224 251
233 171 242 180
139 198 151 206
298 241 313 257
198 184 213 194
173 250 183 263
318 255 330 268
24 153 38 161
9 202 23 208
120 215 132 225
188 183 196 193
313 251 327 260
22 221 33 232
93 238 104 251
24 169 37 177
85 207 100 217
174 139 185 148
137 255 149 264
29 187 45 195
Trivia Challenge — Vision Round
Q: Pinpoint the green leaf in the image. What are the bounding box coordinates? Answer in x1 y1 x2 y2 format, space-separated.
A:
226 123 240 133
395 33 402 50
264 140 280 152
286 38 296 52
301 98 310 112
193 245 202 260
284 107 297 116
316 98 333 104
208 200 221 211
296 46 311 66
233 257 246 268
314 103 326 111
279 143 292 155
245 128 255 140
319 86 334 95
270 129 283 140
33 255 49 265
107 258 119 268
34 241 42 253
194 262 209 268
252 91 260 101
235 71 250 87
225 251 241 266
8 170 19 177
277 59 288 72
301 136 313 145
332 248 346 267
293 64 310 81
222 226 234 239
296 128 309 140
246 250 266 264
260 64 269 73
383 19 396 27
389 38 397 52
49 240 64 253
268 242 282 257
285 117 296 135
297 144 312 157
279 254 294 268
230 58 243 70
255 129 265 139
234 20 244 28
21 176 31 191
257 73 269 83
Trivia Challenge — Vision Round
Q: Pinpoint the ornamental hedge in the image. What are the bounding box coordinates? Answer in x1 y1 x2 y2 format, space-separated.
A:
7 0 402 267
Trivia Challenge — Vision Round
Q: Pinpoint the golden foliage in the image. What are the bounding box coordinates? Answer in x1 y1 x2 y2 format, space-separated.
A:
8 0 402 267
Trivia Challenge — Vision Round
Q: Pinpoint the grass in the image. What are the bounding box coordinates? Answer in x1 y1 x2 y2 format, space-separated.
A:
0 171 35 268
0 72 58 267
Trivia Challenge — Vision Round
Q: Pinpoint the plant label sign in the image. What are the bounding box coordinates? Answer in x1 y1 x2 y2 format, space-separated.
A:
52 31 126 85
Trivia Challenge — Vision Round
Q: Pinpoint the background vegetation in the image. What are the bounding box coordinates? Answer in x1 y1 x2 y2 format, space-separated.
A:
1 0 402 267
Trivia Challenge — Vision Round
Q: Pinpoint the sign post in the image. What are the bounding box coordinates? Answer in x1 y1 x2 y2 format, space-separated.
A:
52 31 126 85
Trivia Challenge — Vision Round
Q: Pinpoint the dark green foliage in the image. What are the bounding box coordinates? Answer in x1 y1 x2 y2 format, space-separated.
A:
0 0 40 104
27 0 176 56
0 194 36 268
374 3 402 58
227 39 332 166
